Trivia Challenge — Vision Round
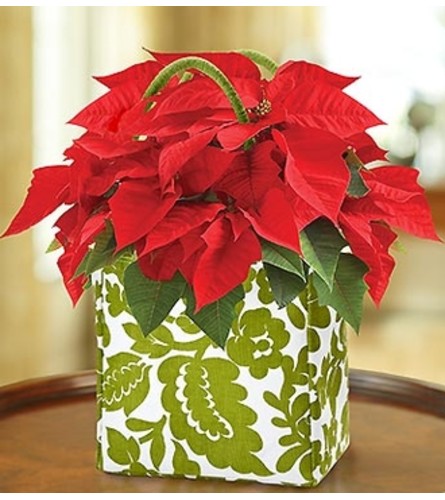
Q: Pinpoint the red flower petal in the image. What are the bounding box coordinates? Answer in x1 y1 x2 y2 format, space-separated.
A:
284 82 384 138
217 108 285 150
138 202 224 256
57 251 88 305
215 141 282 209
54 205 82 245
151 78 232 116
145 109 217 139
269 61 359 103
158 129 216 189
347 132 387 163
286 187 321 231
74 132 152 159
274 128 350 222
2 166 70 237
349 166 441 241
225 211 251 241
180 225 208 260
340 211 396 306
94 60 163 91
192 216 261 309
242 187 301 254
55 210 109 305
67 146 118 199
364 166 426 202
179 146 236 196
109 178 180 250
367 223 397 305
76 210 108 248
67 146 157 202
138 241 184 281
179 243 206 284
68 81 143 135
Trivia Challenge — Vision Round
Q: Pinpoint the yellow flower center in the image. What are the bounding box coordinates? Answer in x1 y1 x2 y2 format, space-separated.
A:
253 98 272 117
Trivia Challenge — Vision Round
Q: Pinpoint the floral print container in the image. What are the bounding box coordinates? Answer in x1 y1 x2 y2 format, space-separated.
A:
95 261 349 487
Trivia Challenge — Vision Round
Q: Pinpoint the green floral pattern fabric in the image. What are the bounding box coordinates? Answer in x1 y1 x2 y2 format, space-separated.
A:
95 265 349 487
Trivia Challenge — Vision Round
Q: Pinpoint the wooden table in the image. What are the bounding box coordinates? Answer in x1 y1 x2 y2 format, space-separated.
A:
0 369 444 493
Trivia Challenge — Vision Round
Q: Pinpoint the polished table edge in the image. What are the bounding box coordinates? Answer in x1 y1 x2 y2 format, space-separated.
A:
349 369 445 418
0 371 97 414
1 369 445 418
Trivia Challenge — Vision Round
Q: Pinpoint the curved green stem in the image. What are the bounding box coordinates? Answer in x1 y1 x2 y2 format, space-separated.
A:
143 56 249 124
237 49 279 75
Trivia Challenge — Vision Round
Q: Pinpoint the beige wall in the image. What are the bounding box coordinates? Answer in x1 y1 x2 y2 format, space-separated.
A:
137 6 320 59
0 7 40 383
0 7 90 385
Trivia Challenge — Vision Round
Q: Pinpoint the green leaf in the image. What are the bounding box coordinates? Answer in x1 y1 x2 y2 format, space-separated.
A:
123 322 175 358
299 452 315 482
341 401 350 442
128 462 150 475
297 417 310 439
122 323 143 341
176 314 201 334
128 437 141 463
271 417 289 428
103 352 150 416
286 303 306 329
301 218 347 290
261 240 305 278
256 268 273 304
107 428 140 466
328 365 343 412
343 149 370 198
160 356 270 476
263 391 284 411
84 227 116 275
150 434 166 470
96 308 111 348
106 282 128 317
392 238 407 254
74 223 116 278
279 433 301 447
74 251 90 279
307 327 321 352
123 263 186 336
185 285 244 348
104 251 135 281
45 238 62 253
126 418 155 432
172 441 201 477
290 393 310 423
276 444 308 473
264 263 306 309
126 416 167 471
313 253 368 332
308 301 332 328
348 165 370 198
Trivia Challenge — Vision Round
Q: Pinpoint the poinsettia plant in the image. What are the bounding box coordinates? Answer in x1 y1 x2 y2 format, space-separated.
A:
3 49 439 346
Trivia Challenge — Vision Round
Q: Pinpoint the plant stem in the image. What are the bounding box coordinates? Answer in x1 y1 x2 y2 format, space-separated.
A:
237 49 279 75
143 56 249 124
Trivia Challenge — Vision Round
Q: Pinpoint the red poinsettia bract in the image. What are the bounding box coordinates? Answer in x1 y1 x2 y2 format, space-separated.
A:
2 50 439 343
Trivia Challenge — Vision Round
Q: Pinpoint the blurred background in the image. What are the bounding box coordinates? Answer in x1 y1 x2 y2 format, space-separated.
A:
1 6 444 386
